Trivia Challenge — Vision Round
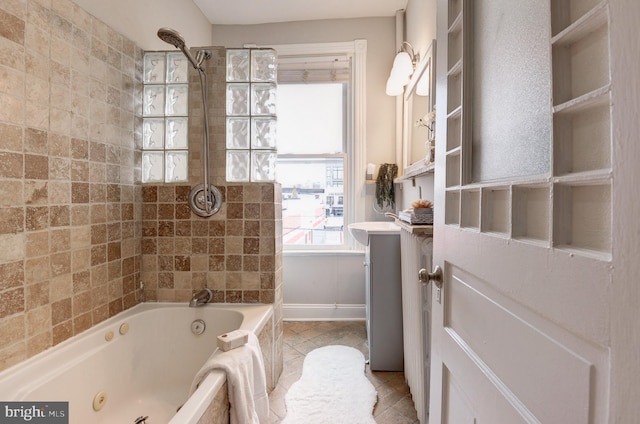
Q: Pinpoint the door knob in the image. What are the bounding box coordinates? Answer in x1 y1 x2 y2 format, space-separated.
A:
419 265 443 288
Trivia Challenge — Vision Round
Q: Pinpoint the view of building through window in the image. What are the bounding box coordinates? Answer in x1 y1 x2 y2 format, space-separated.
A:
276 83 347 247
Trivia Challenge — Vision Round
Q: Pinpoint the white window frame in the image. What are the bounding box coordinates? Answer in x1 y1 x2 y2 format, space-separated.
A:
254 40 367 250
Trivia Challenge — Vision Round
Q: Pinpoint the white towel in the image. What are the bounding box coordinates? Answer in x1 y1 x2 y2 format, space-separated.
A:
190 330 269 424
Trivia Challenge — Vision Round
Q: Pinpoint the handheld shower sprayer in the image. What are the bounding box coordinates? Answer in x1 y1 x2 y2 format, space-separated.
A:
157 28 221 217
157 28 201 70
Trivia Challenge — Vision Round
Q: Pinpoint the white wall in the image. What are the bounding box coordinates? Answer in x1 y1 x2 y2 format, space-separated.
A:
396 0 438 211
283 252 366 320
214 18 400 320
72 0 213 50
213 18 398 172
406 0 437 59
396 176 435 211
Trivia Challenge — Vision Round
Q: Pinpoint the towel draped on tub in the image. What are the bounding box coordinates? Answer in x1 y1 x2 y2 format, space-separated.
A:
190 330 269 424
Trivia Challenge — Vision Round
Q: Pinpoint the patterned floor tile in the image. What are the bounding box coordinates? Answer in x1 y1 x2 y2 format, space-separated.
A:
268 321 421 424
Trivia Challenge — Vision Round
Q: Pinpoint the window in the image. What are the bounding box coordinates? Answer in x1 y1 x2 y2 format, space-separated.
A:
238 40 367 249
277 75 349 247
259 40 367 251
141 52 190 183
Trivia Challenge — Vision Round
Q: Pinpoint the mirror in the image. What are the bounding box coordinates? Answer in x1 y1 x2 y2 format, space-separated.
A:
402 40 436 177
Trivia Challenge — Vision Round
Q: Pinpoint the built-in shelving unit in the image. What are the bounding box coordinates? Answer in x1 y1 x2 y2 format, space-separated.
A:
443 0 469 226
549 0 611 258
442 0 612 261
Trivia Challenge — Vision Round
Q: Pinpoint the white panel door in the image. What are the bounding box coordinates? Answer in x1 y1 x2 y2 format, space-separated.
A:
429 0 640 422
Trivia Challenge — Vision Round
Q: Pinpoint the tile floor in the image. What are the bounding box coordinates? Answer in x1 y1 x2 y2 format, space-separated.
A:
267 321 420 424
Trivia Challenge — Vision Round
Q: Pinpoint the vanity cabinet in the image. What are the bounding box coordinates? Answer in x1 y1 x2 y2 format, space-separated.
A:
364 233 404 371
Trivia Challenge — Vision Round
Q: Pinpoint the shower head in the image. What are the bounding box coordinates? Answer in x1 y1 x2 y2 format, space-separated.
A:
157 27 185 49
157 27 200 70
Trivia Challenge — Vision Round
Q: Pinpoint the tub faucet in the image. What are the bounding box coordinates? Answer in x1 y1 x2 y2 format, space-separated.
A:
190 288 213 307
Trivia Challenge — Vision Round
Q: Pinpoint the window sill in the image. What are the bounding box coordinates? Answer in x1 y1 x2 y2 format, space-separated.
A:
283 249 364 257
395 161 435 181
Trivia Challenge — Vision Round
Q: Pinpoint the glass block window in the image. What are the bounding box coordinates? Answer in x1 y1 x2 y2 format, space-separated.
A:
142 52 190 183
226 49 278 182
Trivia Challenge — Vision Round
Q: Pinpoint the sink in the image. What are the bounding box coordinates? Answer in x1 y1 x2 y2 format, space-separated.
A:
348 221 401 246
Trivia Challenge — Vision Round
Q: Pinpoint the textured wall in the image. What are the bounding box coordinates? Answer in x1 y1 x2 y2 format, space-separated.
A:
0 3 283 381
0 0 143 370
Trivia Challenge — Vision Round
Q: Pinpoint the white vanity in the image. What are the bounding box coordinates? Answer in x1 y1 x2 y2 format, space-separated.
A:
349 222 404 371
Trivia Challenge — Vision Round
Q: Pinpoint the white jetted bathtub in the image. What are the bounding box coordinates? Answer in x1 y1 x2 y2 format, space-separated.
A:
0 303 273 424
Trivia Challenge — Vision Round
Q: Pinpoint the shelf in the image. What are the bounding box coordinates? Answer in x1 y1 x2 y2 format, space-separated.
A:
445 190 460 226
447 104 462 120
481 187 510 235
551 1 608 44
396 161 435 181
553 182 611 255
396 220 434 237
448 11 462 34
445 153 461 188
512 185 550 242
553 85 610 115
554 244 612 262
447 59 462 78
448 1 462 30
460 189 480 229
447 71 463 113
446 145 462 157
552 25 610 105
448 28 463 70
512 236 551 249
553 89 611 176
551 169 612 185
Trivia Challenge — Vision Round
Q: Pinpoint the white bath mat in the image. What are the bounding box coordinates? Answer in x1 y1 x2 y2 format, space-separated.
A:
282 345 377 424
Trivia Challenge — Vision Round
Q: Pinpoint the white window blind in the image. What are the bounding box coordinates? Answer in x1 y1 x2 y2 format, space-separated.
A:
277 55 352 84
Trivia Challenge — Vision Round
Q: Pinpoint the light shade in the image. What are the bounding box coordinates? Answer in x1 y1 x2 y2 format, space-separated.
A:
385 48 416 96
385 75 405 96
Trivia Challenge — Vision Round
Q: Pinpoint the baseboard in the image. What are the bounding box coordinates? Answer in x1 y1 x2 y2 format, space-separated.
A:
283 304 366 321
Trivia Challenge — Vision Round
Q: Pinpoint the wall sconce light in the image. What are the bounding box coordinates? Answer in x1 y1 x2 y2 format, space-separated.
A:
385 41 419 96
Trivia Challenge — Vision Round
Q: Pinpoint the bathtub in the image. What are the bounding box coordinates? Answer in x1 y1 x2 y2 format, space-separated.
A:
0 303 273 424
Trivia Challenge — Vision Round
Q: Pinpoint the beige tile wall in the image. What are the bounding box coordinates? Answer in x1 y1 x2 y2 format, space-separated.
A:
140 47 284 305
0 3 283 381
0 0 143 371
140 183 281 304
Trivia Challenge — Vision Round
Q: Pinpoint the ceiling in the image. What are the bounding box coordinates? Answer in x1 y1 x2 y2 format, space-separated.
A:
192 0 409 25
